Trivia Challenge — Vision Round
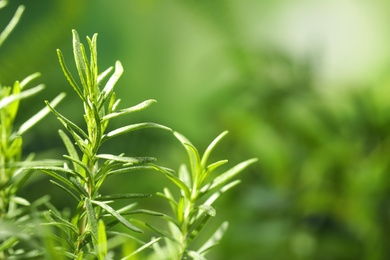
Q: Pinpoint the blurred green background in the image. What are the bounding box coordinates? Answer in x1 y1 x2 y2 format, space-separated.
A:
2 0 390 259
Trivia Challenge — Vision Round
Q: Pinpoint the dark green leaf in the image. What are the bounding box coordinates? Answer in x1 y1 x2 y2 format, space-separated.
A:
49 180 80 202
85 198 99 246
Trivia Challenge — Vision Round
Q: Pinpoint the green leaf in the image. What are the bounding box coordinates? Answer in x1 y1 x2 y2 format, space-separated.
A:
188 251 207 260
47 210 79 235
188 214 212 242
202 180 241 206
0 5 24 47
197 221 229 256
20 72 41 89
10 196 30 206
104 122 171 141
0 83 44 109
16 92 66 136
85 198 99 246
45 100 89 140
97 220 107 260
91 200 143 233
6 135 22 158
178 164 192 189
90 101 103 154
107 165 160 177
72 30 90 90
122 209 164 217
49 180 80 202
201 131 228 168
59 130 80 165
32 167 75 190
144 222 177 242
101 60 123 102
177 196 185 224
154 165 190 198
198 204 216 217
69 176 89 198
97 66 113 85
157 187 178 215
57 49 84 101
120 237 161 260
87 34 98 89
174 131 201 181
96 154 156 165
95 193 151 201
102 99 157 121
198 160 228 185
202 158 257 192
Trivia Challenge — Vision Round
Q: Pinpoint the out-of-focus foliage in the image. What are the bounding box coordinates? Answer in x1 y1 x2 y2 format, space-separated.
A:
2 0 390 259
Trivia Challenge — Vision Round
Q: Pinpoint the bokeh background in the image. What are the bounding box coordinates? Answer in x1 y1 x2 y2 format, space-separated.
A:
2 0 390 259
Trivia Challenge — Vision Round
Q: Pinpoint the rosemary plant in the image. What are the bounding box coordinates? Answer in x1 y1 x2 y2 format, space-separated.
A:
33 30 171 259
148 131 257 259
0 3 64 258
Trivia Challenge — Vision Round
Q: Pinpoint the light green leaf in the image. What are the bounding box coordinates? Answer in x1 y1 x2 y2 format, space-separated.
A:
91 200 143 233
197 222 229 256
0 84 44 109
20 72 41 89
202 180 241 207
174 131 201 181
144 222 176 242
0 5 24 47
198 205 216 217
102 99 157 121
96 154 156 165
72 30 89 90
104 122 171 141
120 237 161 260
59 130 80 169
97 220 107 260
57 49 84 101
154 165 190 198
11 196 30 206
17 92 66 136
198 160 228 185
188 250 207 260
101 61 123 101
6 136 22 158
45 100 89 140
201 131 228 168
87 34 98 89
97 66 113 85
47 210 79 235
179 164 191 189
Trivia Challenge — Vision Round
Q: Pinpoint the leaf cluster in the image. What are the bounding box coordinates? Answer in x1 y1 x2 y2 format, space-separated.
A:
0 3 64 258
148 131 257 259
33 30 172 259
